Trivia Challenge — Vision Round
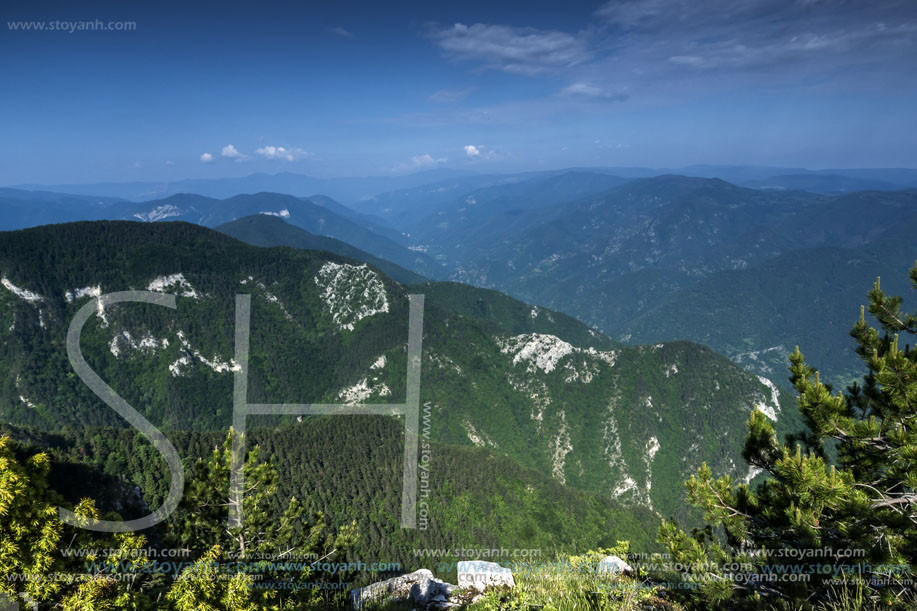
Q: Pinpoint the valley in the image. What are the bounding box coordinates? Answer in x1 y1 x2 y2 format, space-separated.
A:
3 0 916 606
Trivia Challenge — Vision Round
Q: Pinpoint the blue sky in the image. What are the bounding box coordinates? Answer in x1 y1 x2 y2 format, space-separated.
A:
1 0 915 184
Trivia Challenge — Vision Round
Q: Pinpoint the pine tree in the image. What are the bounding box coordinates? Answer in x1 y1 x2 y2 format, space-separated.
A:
660 263 917 609
165 431 358 609
0 436 63 605
0 437 152 609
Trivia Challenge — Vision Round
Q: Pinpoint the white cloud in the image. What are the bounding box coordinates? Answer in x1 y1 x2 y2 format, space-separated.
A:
429 87 475 103
430 22 592 75
200 153 214 163
463 144 500 161
255 145 312 162
560 82 629 101
221 144 247 160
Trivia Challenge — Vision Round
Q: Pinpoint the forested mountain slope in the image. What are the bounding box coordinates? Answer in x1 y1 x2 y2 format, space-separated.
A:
428 175 915 385
0 221 796 521
0 420 661 574
216 214 426 285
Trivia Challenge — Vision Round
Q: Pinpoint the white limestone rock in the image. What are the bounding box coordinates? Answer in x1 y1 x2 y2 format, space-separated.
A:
1 278 43 303
147 273 200 299
350 569 455 609
497 333 617 378
597 555 634 576
64 285 102 303
457 560 515 593
753 375 782 422
133 204 183 222
314 262 389 331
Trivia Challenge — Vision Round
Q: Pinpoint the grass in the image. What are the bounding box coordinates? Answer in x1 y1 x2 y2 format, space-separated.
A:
467 547 679 611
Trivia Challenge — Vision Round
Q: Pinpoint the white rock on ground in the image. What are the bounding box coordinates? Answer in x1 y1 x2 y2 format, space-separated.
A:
350 569 455 609
596 555 634 576
457 560 515 592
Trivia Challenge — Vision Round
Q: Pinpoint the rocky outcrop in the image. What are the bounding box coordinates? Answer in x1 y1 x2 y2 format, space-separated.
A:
597 555 634 576
457 560 516 593
351 562 517 609
350 569 456 610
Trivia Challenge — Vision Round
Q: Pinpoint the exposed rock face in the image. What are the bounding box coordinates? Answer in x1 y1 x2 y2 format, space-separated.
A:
457 560 516 592
314 262 389 331
350 569 456 609
352 562 518 609
597 555 634 576
147 273 200 299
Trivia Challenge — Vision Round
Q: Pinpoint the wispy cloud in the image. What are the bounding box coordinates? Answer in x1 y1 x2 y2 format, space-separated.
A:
560 82 629 101
391 153 448 174
594 0 917 74
430 23 592 75
329 26 354 38
411 153 447 167
200 153 214 163
255 145 312 161
429 87 475 103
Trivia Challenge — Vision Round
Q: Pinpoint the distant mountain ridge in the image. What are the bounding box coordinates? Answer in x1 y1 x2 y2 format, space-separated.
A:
125 191 441 277
427 174 916 385
0 189 442 279
216 214 425 285
12 165 917 204
0 188 127 228
4 169 914 387
11 168 478 203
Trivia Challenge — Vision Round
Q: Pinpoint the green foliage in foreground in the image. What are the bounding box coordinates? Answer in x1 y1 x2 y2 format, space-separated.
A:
470 544 662 611
0 426 664 609
1 417 659 576
660 263 917 609
0 431 350 610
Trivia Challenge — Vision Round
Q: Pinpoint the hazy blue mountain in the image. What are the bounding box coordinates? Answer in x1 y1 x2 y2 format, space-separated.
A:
451 175 824 287
0 188 126 230
11 168 478 203
216 214 426 284
811 167 917 187
404 171 633 265
122 191 443 277
773 189 917 247
434 175 916 385
668 166 917 189
616 235 917 387
305 193 409 245
347 173 520 223
672 164 810 183
0 188 441 277
741 174 905 194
